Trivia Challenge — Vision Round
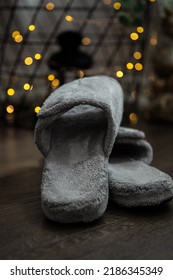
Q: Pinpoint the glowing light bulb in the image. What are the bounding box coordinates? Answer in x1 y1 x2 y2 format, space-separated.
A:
23 83 31 90
113 2 122 10
126 62 134 70
65 15 74 22
150 36 157 45
131 90 136 98
28 25 35 31
130 32 139 40
45 2 55 10
14 34 23 43
12 31 20 38
78 70 85 78
24 57 33 65
34 106 41 113
47 74 55 81
134 51 142 59
34 53 42 60
135 63 143 71
116 70 124 78
103 0 112 5
7 88 15 96
129 113 138 124
6 105 14 114
137 26 144 33
82 37 91 46
51 79 60 88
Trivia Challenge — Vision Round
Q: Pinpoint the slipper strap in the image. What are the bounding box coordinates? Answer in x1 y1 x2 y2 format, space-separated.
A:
35 76 123 158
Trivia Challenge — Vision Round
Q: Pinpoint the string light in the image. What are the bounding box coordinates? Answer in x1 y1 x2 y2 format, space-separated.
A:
51 79 60 88
150 36 157 45
14 34 23 43
131 90 136 98
28 25 35 31
23 83 31 90
130 32 139 40
129 113 138 124
34 106 41 113
34 53 42 60
126 62 134 70
103 0 112 5
116 70 124 78
6 105 14 114
7 88 15 96
137 26 144 33
12 31 20 38
134 51 142 59
24 57 33 65
135 63 143 71
78 70 85 78
29 85 34 91
113 2 122 10
45 2 55 10
82 37 91 46
47 74 55 81
65 15 74 22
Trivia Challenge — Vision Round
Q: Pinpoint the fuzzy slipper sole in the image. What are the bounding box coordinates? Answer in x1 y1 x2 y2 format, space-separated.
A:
35 76 123 223
109 128 173 207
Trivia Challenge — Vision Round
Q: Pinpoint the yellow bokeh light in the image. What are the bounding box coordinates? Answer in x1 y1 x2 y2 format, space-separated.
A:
116 70 124 78
131 90 136 98
126 62 134 70
113 2 122 10
82 37 91 46
134 51 142 59
23 83 31 90
103 0 112 5
129 113 138 124
51 79 60 88
130 32 139 40
78 70 85 78
12 31 20 38
24 57 33 65
6 105 14 114
65 15 74 22
34 53 42 60
135 63 143 71
7 88 15 96
150 36 157 45
14 34 23 43
149 0 156 2
45 2 55 10
137 26 144 33
28 25 36 31
34 106 41 113
48 74 55 81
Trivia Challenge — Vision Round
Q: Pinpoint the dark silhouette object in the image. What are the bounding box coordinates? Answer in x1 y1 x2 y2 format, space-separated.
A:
48 31 92 84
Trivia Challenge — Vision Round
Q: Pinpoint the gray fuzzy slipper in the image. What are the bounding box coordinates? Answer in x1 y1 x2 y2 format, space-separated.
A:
109 127 173 207
34 76 123 223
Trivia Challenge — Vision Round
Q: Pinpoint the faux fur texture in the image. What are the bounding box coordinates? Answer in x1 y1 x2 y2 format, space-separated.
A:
113 127 153 164
35 76 123 223
109 128 173 207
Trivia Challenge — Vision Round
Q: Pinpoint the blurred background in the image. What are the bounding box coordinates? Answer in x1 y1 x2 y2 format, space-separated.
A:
1 0 173 261
1 0 173 129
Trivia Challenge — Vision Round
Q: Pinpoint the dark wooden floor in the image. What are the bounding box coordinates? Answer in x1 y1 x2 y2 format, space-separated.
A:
0 120 173 260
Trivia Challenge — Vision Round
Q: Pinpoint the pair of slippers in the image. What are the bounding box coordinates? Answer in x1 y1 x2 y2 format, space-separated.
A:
35 76 173 223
